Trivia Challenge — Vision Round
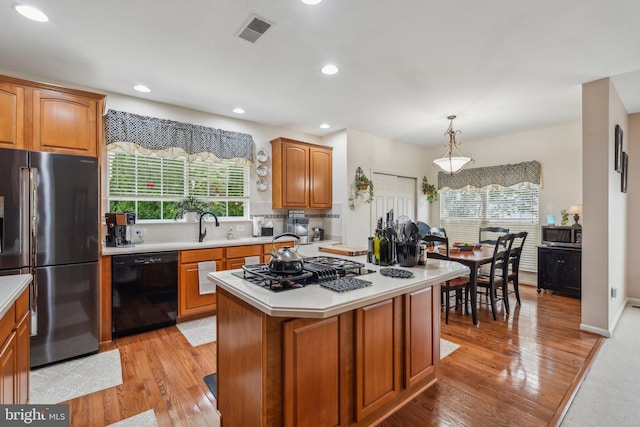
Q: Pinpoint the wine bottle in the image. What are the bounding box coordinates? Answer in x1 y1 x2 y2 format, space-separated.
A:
373 229 380 265
380 229 390 266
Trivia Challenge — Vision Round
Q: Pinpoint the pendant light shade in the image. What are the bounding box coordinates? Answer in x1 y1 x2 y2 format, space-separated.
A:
433 115 472 174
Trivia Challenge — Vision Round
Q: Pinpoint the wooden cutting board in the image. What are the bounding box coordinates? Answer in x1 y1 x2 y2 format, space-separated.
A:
318 244 368 256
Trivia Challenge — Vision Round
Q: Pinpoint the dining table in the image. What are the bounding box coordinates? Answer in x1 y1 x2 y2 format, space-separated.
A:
428 244 495 325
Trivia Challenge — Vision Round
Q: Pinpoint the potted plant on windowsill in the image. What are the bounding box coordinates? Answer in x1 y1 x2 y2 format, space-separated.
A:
349 167 374 210
174 195 208 221
422 176 438 204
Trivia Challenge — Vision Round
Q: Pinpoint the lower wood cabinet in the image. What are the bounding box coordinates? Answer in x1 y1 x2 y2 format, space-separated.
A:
404 287 436 387
284 316 341 427
217 286 439 427
356 298 400 421
225 244 262 270
0 288 29 404
178 248 224 320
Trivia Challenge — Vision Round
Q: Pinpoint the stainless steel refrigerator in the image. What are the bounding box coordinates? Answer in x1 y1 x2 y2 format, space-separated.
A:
0 148 100 368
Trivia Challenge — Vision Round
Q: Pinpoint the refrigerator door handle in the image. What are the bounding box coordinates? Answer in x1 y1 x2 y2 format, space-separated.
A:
29 168 38 336
19 168 30 267
29 270 37 336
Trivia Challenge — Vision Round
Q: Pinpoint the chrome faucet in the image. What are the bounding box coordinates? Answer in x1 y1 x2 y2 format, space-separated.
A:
199 212 220 242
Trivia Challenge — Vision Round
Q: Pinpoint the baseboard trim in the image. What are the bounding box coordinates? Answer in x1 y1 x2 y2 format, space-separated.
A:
579 323 611 337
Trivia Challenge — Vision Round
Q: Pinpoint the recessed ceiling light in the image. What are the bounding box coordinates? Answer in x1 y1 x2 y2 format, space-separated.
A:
14 4 49 22
233 107 245 114
321 64 339 75
320 123 330 129
133 85 151 93
301 0 322 5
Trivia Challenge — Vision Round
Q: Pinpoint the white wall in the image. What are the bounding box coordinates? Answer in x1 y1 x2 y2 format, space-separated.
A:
627 113 640 299
343 129 432 246
581 78 628 336
425 122 583 228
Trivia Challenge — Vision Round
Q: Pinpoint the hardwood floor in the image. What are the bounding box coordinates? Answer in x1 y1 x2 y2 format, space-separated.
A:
379 285 604 427
64 326 219 426
61 285 601 426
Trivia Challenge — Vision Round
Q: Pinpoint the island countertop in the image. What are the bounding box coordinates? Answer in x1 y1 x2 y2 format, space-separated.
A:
208 257 469 319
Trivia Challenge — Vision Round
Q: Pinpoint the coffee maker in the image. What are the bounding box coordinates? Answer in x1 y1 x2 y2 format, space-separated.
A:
105 212 136 247
285 217 310 244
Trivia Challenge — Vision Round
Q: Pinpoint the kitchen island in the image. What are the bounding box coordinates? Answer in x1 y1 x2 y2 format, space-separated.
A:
208 257 468 426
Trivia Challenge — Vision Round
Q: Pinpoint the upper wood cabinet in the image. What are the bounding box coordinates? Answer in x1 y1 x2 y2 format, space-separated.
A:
270 137 333 209
32 88 99 156
0 82 25 149
0 74 105 156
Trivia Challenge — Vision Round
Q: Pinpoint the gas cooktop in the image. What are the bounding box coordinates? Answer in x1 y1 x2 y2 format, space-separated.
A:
231 256 375 293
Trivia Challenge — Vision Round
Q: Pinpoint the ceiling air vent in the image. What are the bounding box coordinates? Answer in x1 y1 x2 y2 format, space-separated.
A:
237 15 273 43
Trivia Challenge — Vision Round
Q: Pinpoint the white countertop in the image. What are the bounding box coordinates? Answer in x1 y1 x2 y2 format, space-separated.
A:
101 237 338 255
208 255 469 319
0 274 32 319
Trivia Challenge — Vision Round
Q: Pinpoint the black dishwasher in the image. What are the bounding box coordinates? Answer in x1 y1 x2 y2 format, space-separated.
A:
112 251 178 338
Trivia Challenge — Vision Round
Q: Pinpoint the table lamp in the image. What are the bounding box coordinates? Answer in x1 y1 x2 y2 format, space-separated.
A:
568 205 582 228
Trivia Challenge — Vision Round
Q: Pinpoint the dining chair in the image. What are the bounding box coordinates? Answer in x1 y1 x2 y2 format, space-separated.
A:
475 233 514 320
429 227 447 238
507 231 528 305
422 235 469 324
478 226 510 245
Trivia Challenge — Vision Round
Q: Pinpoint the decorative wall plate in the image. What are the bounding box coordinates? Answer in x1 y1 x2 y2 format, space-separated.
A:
256 164 268 176
257 179 268 191
256 149 269 162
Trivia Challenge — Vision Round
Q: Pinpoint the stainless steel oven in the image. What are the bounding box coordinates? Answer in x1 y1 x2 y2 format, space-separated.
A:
112 251 178 338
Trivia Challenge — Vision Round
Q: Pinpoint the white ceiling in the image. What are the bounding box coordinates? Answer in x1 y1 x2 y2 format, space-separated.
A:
2 0 640 147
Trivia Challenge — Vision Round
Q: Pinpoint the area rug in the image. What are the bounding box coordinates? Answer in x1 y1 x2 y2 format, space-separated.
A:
107 409 158 427
176 315 216 347
30 349 123 404
440 338 460 359
561 305 640 426
204 373 217 398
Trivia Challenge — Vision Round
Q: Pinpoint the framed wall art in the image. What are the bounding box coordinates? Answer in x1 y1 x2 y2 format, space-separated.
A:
615 124 624 173
621 151 628 193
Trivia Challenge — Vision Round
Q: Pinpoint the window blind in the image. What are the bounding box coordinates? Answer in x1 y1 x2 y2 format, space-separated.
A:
440 185 540 271
107 146 250 220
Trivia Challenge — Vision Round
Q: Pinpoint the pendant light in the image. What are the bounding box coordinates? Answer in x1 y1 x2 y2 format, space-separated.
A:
433 115 472 174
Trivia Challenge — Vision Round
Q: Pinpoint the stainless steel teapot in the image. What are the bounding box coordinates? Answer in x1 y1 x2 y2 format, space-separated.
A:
268 233 304 274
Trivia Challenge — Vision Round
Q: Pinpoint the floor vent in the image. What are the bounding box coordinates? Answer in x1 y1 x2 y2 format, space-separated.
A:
237 15 273 43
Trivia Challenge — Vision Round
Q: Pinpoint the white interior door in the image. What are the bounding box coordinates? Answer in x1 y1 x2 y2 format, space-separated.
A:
371 173 416 227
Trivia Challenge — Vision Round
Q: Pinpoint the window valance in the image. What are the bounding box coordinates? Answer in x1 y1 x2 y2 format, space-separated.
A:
438 160 541 190
105 110 255 163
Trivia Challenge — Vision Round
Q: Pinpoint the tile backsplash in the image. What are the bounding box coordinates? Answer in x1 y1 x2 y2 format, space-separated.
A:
102 202 343 245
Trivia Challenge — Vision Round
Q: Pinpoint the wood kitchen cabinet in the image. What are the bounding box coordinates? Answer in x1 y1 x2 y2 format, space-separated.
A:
0 74 104 156
283 316 342 427
270 137 333 209
537 245 582 298
217 286 439 427
32 88 100 156
225 244 262 270
0 81 25 149
356 298 401 421
179 248 224 320
404 286 437 388
0 288 30 404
